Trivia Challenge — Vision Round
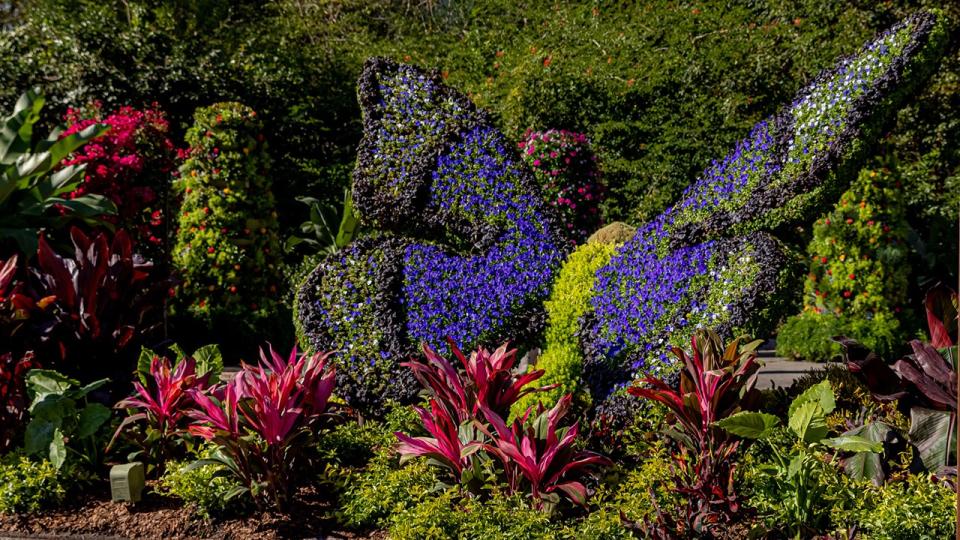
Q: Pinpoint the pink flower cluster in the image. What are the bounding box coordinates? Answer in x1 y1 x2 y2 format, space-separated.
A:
61 103 176 253
518 129 603 243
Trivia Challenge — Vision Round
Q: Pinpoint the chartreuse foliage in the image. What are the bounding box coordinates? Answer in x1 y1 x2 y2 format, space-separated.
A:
0 453 65 514
777 165 912 361
296 58 567 413
173 102 283 330
513 240 617 415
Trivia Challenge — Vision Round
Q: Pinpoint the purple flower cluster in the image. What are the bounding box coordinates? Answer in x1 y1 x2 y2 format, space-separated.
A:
403 125 564 350
582 12 945 397
297 59 566 414
660 12 941 245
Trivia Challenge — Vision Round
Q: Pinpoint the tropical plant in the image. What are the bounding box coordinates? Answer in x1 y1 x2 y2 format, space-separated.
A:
839 336 957 475
477 395 611 512
626 328 762 535
28 227 167 380
404 340 556 421
396 341 608 509
22 369 112 471
185 346 336 511
718 380 882 536
0 89 113 255
396 340 557 494
285 189 359 255
0 350 38 452
112 354 214 473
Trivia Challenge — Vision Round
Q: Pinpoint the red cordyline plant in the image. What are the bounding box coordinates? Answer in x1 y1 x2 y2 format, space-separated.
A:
186 346 336 511
111 355 212 472
396 340 609 510
626 328 762 536
28 228 167 381
404 339 557 421
477 394 612 512
0 351 38 452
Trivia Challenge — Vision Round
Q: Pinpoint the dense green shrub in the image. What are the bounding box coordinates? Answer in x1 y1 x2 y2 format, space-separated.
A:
852 475 956 540
0 454 65 514
337 449 437 529
514 240 617 415
158 458 247 519
172 102 283 333
777 166 913 361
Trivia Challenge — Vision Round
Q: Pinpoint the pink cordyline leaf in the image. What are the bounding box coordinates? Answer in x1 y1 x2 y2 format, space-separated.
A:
395 398 469 478
478 394 610 507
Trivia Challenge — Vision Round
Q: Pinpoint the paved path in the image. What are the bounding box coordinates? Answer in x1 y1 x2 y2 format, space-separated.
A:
755 353 838 389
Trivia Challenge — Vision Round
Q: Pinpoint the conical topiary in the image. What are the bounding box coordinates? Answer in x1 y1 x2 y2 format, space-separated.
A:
776 164 913 361
172 103 283 329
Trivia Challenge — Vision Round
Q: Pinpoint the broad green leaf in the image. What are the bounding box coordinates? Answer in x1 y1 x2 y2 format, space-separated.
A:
788 380 835 418
787 454 806 479
193 344 223 382
843 422 894 484
788 401 828 444
26 369 80 409
49 429 67 469
821 435 883 453
716 411 780 439
76 403 112 439
137 346 156 386
73 378 110 399
24 420 57 456
0 88 44 165
30 395 75 424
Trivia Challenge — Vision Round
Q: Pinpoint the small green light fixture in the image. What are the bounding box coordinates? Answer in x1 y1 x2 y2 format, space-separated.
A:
110 462 145 503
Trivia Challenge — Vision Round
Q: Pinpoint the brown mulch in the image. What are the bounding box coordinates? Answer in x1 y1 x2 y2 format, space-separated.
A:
0 484 383 540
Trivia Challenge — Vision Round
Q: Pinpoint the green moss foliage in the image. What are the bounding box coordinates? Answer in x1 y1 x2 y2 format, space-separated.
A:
172 103 284 332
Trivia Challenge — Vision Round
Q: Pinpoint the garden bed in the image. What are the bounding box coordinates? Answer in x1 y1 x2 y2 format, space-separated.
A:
0 485 368 540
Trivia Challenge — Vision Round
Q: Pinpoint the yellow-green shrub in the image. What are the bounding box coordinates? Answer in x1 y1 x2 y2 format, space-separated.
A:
513 240 617 415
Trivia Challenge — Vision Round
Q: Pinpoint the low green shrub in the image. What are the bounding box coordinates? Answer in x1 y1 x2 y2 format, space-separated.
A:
158 458 247 520
337 447 437 529
852 475 955 540
0 453 65 514
388 489 629 540
777 166 913 361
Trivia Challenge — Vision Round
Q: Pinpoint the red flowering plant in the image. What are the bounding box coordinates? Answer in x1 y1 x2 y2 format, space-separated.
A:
60 102 176 261
518 129 603 244
185 346 336 511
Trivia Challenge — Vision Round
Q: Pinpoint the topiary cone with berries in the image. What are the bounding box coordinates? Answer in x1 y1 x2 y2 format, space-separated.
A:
172 103 284 335
776 163 914 361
